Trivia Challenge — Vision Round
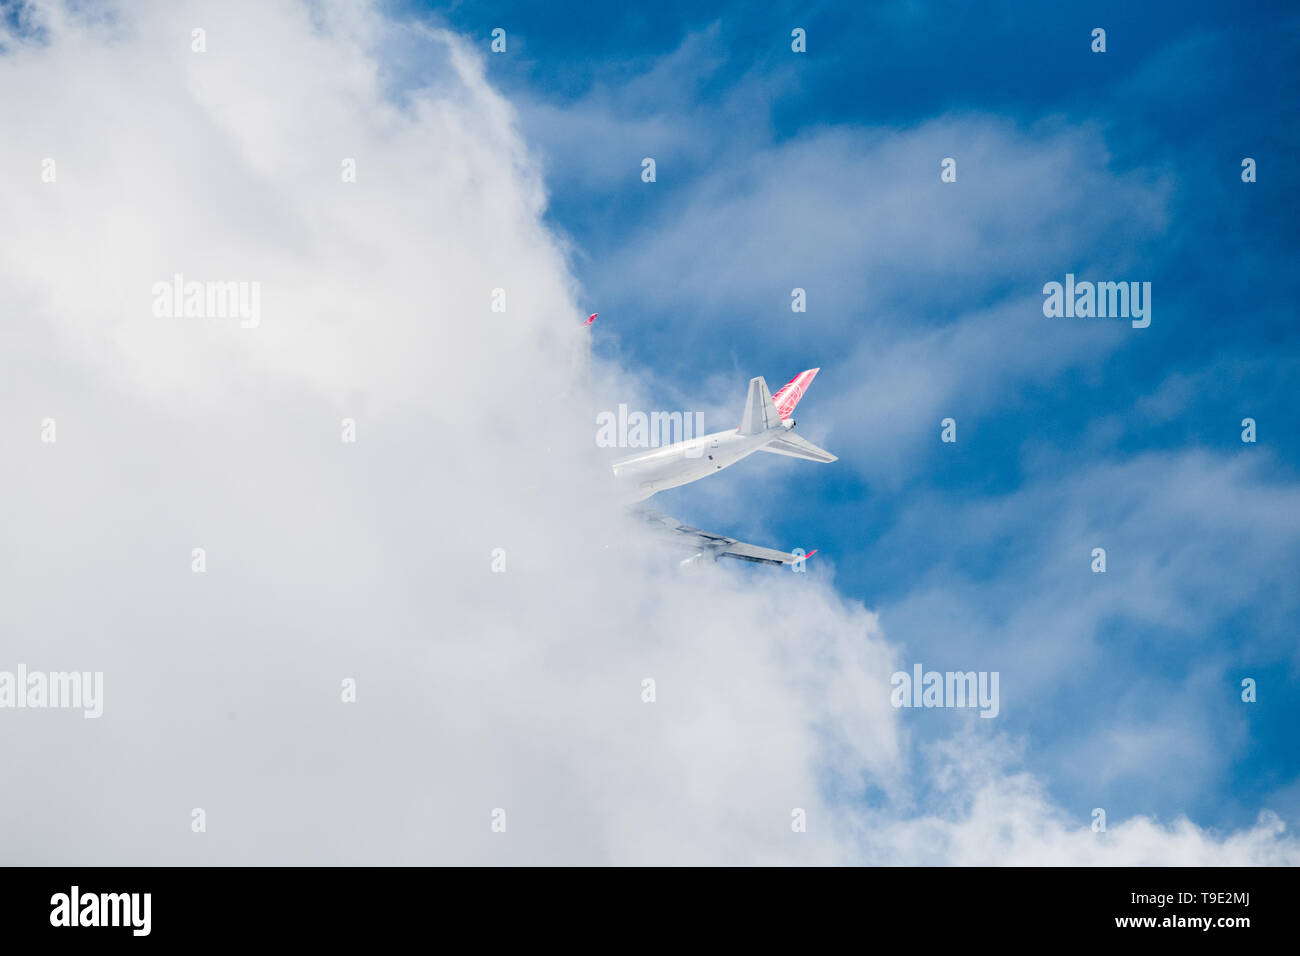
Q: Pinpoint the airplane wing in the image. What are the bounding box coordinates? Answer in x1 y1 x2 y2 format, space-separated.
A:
758 431 838 463
638 509 814 566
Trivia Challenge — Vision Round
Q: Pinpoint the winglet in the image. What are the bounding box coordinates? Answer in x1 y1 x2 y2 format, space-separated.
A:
584 313 598 326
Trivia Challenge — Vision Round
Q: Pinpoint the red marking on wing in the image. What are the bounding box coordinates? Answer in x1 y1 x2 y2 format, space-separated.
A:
584 313 598 326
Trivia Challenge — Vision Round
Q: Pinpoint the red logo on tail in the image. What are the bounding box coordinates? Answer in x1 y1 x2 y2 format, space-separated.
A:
772 368 819 419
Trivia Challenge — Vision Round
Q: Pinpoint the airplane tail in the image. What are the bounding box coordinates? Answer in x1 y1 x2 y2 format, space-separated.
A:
738 368 822 436
739 367 836 461
738 376 782 435
772 368 819 419
759 431 837 463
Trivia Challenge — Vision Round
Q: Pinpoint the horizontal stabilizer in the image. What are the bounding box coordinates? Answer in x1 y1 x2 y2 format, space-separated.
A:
738 376 782 436
759 432 837 463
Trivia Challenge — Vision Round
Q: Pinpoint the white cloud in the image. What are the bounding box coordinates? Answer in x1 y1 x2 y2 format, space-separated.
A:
0 0 1293 865
861 733 1298 865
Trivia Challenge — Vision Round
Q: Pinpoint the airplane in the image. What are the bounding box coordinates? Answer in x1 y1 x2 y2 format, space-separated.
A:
614 369 836 567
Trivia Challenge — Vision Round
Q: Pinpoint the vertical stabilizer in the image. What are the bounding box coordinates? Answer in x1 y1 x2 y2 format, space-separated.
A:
771 368 820 420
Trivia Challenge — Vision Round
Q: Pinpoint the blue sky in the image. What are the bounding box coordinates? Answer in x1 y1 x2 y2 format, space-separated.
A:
0 0 1294 864
412 0 1300 831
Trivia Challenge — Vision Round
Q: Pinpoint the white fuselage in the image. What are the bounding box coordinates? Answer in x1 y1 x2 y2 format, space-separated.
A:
613 419 794 502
